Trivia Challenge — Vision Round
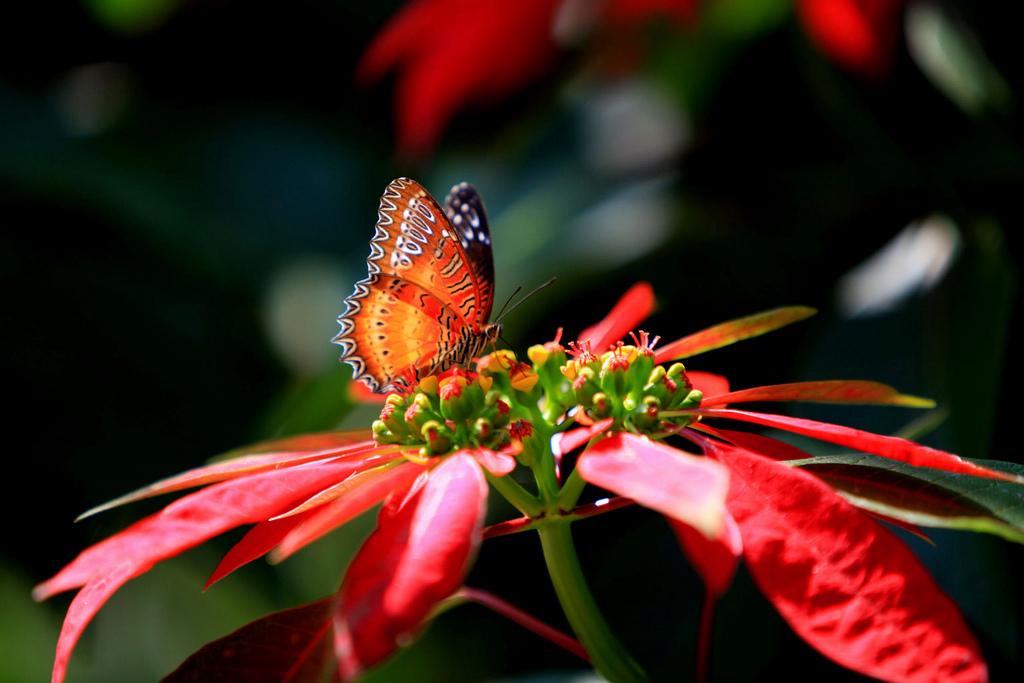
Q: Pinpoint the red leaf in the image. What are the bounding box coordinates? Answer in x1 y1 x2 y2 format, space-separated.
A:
687 370 729 401
796 0 905 79
577 432 729 540
349 379 390 403
334 454 488 679
655 306 816 363
695 424 813 461
577 282 655 353
77 440 380 520
700 380 934 408
205 513 313 590
554 418 615 455
710 438 987 682
272 461 428 562
465 447 517 476
35 458 364 683
162 597 335 683
221 430 376 455
273 461 421 520
694 408 1022 482
355 0 563 160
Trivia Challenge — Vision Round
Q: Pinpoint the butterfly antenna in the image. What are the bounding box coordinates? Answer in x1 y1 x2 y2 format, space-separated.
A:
494 286 523 322
494 277 557 324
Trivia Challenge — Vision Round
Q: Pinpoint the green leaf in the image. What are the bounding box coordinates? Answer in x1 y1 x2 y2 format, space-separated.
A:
655 306 816 362
790 453 1024 544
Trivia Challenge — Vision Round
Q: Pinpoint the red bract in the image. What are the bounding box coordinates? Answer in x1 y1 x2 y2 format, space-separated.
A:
705 437 985 682
335 453 489 679
796 0 908 78
560 282 993 682
34 433 513 683
355 0 564 160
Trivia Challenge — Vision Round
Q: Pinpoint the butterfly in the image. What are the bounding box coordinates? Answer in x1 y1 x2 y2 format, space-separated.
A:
333 177 501 394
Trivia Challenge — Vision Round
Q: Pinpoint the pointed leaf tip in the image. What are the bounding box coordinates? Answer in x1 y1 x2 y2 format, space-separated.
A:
577 282 655 353
656 306 816 363
163 597 336 683
711 440 988 683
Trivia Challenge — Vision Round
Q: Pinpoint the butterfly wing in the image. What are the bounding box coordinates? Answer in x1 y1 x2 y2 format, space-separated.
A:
444 181 495 323
334 178 496 393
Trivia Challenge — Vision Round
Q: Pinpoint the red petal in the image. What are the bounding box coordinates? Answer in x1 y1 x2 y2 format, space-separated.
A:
700 380 934 408
554 417 615 455
577 282 655 353
163 597 335 683
465 447 517 476
334 453 488 679
272 461 428 562
577 432 729 540
655 306 816 363
205 513 312 590
667 512 742 596
796 0 905 79
77 440 380 520
695 424 812 461
222 431 376 455
355 0 563 160
687 370 729 401
273 461 419 520
694 408 1021 482
709 438 987 682
36 458 364 683
349 379 390 403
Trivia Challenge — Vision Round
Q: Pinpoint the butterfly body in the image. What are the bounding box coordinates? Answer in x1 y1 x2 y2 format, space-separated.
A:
334 178 498 393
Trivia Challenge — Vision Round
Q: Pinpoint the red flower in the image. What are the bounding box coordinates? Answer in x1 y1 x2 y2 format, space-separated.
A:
355 0 564 161
357 0 904 159
38 280 1011 682
35 425 515 683
356 0 704 160
796 0 907 78
558 282 995 682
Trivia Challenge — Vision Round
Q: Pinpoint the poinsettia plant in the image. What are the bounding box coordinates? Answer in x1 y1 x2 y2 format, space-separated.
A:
36 282 1023 682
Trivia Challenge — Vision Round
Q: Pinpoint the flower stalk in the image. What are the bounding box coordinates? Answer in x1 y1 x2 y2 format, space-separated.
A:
538 521 649 683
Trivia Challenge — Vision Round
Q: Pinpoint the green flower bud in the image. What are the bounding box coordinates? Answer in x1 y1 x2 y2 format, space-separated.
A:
421 420 453 455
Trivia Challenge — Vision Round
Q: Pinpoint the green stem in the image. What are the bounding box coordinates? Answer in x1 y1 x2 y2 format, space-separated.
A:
530 421 562 507
486 471 543 518
557 466 588 511
538 521 649 683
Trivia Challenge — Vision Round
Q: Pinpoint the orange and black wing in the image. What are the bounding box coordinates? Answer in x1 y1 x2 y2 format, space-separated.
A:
333 178 496 393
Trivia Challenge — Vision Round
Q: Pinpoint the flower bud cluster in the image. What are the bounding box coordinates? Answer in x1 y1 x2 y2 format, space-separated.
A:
560 335 703 433
372 369 512 459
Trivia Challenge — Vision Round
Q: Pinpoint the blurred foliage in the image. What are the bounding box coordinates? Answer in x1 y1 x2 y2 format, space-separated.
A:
2 0 1020 681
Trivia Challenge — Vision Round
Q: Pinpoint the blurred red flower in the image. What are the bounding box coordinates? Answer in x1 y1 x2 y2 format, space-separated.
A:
357 0 906 159
355 0 564 161
796 0 907 78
